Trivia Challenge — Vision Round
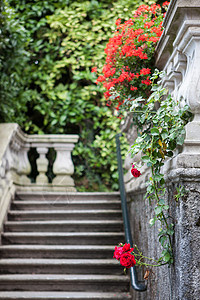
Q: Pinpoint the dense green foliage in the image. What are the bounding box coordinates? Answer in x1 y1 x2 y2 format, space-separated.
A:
1 0 156 190
0 0 30 123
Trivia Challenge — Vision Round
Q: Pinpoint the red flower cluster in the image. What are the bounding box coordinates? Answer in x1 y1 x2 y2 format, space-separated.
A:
131 164 141 178
95 2 169 111
91 67 97 73
113 243 136 268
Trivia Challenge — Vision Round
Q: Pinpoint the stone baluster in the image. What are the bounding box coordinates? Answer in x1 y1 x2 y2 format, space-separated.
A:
18 145 31 185
5 142 18 183
52 143 76 191
36 147 49 184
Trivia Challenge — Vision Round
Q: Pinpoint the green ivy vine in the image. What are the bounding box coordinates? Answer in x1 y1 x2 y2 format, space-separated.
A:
126 70 192 265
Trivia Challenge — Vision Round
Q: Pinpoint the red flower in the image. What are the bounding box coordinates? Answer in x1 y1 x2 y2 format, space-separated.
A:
104 91 111 99
163 1 170 6
141 77 151 86
140 68 151 75
130 86 137 91
96 75 105 83
148 36 159 43
131 165 141 177
120 252 136 268
91 67 97 73
106 100 112 107
138 34 148 42
122 243 134 253
113 246 123 260
144 21 154 29
115 18 121 26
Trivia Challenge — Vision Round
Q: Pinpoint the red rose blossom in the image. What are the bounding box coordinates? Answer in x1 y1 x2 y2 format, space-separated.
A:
113 246 123 260
122 243 134 253
120 252 136 268
131 165 141 178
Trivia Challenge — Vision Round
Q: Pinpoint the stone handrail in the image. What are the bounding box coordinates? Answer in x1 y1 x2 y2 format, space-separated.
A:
0 123 79 230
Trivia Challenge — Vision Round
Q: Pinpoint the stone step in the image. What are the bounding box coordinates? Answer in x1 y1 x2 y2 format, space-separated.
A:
2 232 124 245
0 259 122 275
0 274 129 292
8 209 122 221
0 245 114 259
11 200 121 210
5 220 123 232
16 192 120 202
0 291 131 299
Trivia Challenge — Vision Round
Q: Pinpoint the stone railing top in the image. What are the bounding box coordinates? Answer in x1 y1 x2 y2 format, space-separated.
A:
27 134 79 144
26 134 79 151
155 0 200 69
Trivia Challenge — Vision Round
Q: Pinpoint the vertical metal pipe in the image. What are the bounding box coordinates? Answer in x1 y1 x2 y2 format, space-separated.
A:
115 133 147 292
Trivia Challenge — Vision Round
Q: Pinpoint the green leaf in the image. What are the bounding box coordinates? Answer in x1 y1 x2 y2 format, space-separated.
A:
155 206 162 216
159 235 167 246
163 205 169 210
163 251 171 262
153 174 163 181
141 155 151 163
150 128 160 136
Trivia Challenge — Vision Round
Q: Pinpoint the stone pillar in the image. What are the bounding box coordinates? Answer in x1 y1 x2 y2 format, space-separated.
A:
17 145 31 185
35 147 49 184
52 143 76 190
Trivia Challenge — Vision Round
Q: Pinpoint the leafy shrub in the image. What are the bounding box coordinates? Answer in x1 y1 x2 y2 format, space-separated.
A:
3 0 156 190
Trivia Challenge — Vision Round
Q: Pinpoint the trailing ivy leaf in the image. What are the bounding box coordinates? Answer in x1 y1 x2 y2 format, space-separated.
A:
163 251 172 262
159 235 167 247
155 206 162 216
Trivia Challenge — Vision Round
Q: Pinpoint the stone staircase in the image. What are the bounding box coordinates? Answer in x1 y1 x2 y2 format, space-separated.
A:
0 192 131 299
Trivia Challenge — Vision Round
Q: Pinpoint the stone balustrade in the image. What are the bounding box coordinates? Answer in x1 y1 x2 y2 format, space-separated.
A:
0 123 79 230
26 134 78 191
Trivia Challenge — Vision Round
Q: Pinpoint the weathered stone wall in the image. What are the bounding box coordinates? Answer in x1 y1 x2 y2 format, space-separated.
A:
124 1 200 299
126 174 200 300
